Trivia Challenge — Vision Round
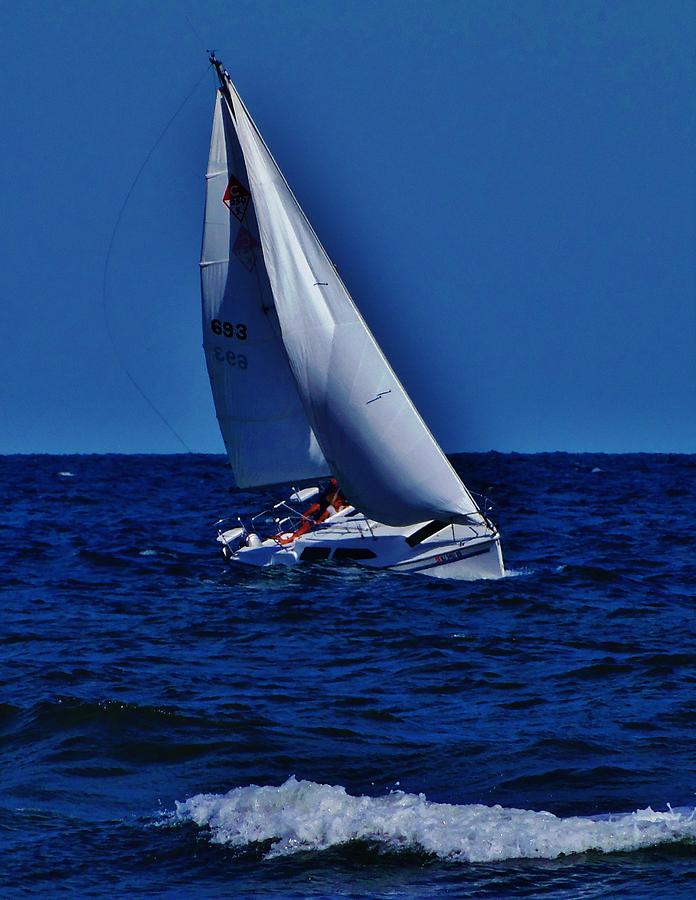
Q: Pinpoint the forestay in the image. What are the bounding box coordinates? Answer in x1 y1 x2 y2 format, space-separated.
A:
201 93 329 487
223 77 484 527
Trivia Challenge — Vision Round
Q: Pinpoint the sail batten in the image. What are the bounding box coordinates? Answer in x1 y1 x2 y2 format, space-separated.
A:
217 76 483 527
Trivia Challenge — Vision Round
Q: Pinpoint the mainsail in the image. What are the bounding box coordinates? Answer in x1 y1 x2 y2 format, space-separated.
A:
201 92 329 486
207 61 485 528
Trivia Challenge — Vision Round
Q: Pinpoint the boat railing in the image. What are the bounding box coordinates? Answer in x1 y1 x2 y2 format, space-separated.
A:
213 515 247 534
250 508 276 527
213 515 248 556
249 504 307 527
467 490 497 533
308 515 375 538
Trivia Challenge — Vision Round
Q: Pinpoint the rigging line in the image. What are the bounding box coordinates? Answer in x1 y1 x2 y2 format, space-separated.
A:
101 64 210 454
184 13 208 51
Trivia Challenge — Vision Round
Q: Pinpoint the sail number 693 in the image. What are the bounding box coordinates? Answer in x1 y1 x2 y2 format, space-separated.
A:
211 319 247 340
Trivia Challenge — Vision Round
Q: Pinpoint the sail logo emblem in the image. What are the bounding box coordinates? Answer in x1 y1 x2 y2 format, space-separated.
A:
232 227 260 271
223 175 250 221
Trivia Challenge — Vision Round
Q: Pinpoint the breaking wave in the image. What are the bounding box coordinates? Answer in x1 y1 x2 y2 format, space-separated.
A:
173 777 696 862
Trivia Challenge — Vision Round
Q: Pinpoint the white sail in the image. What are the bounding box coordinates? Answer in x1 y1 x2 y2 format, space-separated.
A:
201 92 329 487
223 79 483 527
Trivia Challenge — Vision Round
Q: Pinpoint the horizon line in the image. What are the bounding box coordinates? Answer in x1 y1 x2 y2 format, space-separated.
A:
1 449 694 457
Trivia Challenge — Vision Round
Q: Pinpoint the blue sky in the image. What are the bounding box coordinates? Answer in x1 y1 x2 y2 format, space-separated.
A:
1 0 694 453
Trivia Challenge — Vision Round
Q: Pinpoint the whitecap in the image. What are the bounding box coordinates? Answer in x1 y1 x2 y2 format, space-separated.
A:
173 777 696 862
139 549 157 557
57 471 75 478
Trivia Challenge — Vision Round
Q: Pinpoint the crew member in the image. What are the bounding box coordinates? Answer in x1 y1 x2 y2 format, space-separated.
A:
286 478 347 541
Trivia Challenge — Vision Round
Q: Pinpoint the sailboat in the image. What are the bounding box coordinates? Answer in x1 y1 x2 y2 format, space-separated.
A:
202 55 504 580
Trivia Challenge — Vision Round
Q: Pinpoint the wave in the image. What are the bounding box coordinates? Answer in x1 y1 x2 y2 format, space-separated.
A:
172 777 696 862
503 566 535 577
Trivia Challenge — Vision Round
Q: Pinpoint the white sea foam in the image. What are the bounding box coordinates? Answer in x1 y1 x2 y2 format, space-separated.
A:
174 777 696 862
57 471 75 478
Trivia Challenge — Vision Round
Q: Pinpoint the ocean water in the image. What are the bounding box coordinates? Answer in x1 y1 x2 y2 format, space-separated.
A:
1 452 695 898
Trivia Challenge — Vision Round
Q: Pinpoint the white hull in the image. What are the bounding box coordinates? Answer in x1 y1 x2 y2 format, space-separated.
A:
217 498 504 581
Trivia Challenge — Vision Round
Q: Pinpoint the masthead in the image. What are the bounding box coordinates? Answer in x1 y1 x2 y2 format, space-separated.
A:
208 52 235 117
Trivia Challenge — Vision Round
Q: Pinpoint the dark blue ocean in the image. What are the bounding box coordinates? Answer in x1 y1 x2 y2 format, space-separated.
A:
2 452 695 898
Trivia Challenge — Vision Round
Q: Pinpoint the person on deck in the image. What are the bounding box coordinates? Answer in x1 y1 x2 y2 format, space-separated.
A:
322 478 347 516
274 479 349 545
292 478 347 539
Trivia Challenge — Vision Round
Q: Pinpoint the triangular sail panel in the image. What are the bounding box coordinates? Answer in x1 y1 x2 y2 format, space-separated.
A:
222 78 483 527
201 93 329 487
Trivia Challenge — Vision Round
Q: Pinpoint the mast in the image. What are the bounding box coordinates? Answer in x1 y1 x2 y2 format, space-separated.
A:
209 53 235 120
